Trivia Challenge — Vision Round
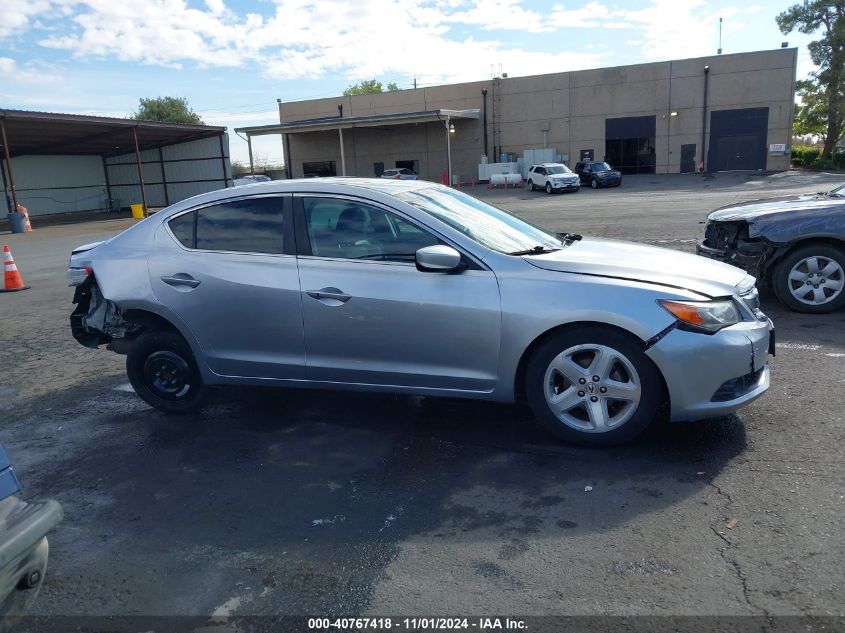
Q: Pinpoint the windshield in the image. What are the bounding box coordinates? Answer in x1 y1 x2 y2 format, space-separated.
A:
592 162 612 171
547 165 571 174
396 187 563 254
829 183 845 197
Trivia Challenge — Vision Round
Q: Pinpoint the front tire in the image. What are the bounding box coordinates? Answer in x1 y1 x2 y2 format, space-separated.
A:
545 182 553 194
772 243 845 313
590 178 599 189
126 330 209 414
525 326 662 446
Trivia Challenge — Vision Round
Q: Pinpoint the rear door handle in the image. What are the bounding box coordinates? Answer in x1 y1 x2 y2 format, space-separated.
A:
306 288 351 303
161 274 201 288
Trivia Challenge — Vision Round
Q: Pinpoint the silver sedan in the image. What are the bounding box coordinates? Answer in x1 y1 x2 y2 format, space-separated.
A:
69 179 774 445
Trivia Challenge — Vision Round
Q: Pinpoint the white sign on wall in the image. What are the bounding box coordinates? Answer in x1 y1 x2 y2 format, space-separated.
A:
769 143 788 154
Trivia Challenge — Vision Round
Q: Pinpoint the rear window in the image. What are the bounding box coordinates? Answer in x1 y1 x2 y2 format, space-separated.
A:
167 197 285 254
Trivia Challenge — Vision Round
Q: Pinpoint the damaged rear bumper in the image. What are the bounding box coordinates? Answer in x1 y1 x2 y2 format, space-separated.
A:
70 279 136 349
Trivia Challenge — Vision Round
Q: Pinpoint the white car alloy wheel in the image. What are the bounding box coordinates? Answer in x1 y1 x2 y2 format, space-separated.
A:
542 343 642 433
787 255 844 306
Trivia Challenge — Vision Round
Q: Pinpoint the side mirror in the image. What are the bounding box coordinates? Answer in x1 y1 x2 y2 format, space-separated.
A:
415 245 463 273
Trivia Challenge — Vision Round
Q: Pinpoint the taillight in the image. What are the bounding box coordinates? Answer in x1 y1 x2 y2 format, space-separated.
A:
68 266 93 286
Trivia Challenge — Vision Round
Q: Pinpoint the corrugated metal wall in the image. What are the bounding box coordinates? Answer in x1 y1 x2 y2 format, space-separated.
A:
104 134 232 210
0 155 107 217
2 134 232 217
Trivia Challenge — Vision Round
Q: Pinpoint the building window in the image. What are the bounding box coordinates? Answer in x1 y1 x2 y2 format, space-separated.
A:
302 161 337 178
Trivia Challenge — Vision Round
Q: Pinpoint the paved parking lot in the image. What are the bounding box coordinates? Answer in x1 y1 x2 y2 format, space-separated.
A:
1 171 844 625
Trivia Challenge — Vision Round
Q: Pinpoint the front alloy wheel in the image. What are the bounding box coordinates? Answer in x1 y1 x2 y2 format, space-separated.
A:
543 344 641 433
773 244 845 313
591 178 599 189
525 326 662 445
545 182 553 194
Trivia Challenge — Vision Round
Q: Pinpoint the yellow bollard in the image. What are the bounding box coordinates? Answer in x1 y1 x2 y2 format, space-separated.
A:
130 204 145 219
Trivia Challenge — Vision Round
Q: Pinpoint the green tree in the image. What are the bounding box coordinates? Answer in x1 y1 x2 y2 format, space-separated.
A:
794 79 830 140
778 1 845 158
133 96 204 125
342 79 400 96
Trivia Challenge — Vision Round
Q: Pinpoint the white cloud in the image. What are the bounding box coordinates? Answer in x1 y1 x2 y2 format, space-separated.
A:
0 0 51 39
0 56 64 84
614 0 742 60
0 0 761 87
21 0 613 84
548 2 631 29
446 0 550 32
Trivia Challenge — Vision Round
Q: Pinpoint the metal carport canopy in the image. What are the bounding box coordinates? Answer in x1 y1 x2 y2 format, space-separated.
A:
235 109 480 177
0 109 227 217
0 109 225 157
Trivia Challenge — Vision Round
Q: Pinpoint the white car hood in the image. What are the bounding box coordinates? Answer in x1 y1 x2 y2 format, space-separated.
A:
524 237 748 298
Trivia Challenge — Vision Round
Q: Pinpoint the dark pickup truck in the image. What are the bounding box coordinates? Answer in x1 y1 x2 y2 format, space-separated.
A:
0 443 62 623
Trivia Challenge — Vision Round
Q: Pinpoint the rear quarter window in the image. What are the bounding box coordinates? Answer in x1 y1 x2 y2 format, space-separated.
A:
167 197 285 254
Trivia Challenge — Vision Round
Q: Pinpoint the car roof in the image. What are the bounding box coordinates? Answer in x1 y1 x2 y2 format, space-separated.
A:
158 177 436 216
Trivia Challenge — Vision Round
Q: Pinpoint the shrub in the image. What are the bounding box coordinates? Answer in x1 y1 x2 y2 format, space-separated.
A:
790 145 821 167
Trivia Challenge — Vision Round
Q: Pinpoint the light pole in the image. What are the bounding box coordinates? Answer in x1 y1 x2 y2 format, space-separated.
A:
443 117 456 186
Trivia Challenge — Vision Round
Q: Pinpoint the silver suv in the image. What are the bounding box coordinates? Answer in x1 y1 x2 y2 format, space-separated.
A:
69 179 773 445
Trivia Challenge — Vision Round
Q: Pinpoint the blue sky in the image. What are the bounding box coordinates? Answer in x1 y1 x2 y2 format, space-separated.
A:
0 0 819 164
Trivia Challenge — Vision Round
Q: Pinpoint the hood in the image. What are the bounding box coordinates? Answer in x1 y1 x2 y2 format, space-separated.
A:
524 237 747 298
708 193 845 221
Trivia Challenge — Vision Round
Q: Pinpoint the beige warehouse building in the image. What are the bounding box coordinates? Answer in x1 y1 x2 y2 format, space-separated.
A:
237 48 797 181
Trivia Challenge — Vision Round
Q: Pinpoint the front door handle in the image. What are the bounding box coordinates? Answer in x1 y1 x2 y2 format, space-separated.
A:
306 287 351 303
161 274 201 288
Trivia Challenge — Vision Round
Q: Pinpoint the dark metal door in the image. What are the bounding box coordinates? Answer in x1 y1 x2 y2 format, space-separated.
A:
716 136 759 171
680 144 696 173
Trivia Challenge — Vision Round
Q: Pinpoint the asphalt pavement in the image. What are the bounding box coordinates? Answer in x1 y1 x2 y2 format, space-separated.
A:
1 171 843 628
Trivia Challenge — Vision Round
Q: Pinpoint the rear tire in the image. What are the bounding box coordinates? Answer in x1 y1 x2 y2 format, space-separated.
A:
772 243 845 313
126 330 209 414
525 326 662 446
528 179 535 191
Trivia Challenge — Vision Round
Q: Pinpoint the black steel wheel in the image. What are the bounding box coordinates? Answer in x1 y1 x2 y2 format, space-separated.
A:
126 330 209 414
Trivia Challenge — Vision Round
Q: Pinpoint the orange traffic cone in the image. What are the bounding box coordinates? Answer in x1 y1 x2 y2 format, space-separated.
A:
1 245 30 292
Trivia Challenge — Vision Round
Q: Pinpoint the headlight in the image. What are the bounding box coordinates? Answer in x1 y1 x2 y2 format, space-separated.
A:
657 299 741 333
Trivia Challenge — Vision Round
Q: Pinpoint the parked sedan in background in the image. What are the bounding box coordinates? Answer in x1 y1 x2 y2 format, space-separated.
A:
526 163 580 194
69 179 772 446
697 184 845 313
380 168 417 180
233 174 272 187
574 161 622 188
0 444 62 621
